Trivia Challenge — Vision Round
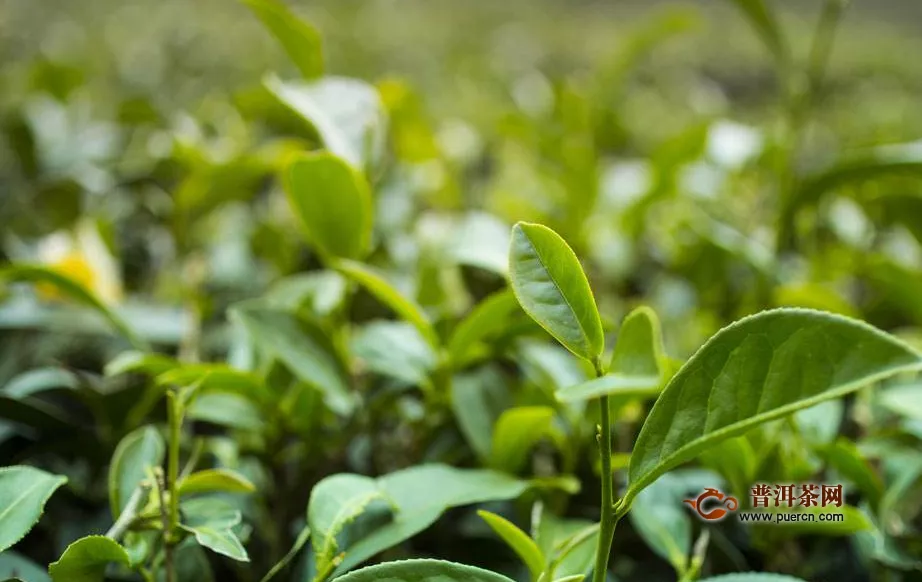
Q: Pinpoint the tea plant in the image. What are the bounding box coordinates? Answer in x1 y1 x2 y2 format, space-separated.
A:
2 0 922 581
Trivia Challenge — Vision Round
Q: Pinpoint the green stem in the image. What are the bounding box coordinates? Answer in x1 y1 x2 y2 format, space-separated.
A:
166 390 182 548
592 358 617 582
105 485 147 541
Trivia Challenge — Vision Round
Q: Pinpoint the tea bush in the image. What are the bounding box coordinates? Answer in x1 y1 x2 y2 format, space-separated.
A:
1 1 922 581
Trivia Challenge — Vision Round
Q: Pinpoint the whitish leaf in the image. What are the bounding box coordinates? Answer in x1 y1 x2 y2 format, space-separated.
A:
178 469 256 497
231 305 354 415
108 426 164 519
0 466 66 553
48 536 130 582
266 75 385 169
490 406 555 473
334 559 514 582
334 260 438 349
477 510 545 579
508 222 604 362
621 308 922 510
284 152 373 261
243 0 323 79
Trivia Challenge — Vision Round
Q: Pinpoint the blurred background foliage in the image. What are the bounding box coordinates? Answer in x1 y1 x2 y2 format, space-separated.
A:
2 0 922 580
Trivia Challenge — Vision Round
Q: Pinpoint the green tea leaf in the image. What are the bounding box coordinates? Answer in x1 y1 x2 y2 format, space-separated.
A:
104 351 178 377
4 368 78 398
308 474 386 573
334 259 439 349
726 0 788 64
622 308 922 509
231 305 354 415
48 536 130 582
0 466 67 553
333 559 515 582
284 152 373 261
628 473 690 573
108 425 164 519
447 290 520 368
699 575 807 582
351 321 436 386
758 505 873 537
818 439 884 511
243 0 323 79
187 393 265 432
180 498 249 562
0 264 147 349
450 366 506 461
508 222 603 362
0 551 49 582
490 406 555 474
477 510 545 579
180 525 249 562
178 469 256 497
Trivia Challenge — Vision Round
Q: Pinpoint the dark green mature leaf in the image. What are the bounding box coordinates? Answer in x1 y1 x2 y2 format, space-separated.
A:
490 406 555 474
0 551 49 582
108 425 164 519
178 469 256 497
334 260 439 349
477 510 545 579
508 223 604 362
308 474 386 575
621 309 922 509
726 0 788 64
0 265 147 349
48 536 130 582
333 559 515 582
284 152 373 261
447 290 520 368
266 75 385 169
243 0 324 79
231 305 354 415
0 466 67 553
332 465 530 575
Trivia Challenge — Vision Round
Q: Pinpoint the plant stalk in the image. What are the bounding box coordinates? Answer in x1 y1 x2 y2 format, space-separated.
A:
105 485 147 541
592 358 617 582
164 389 182 582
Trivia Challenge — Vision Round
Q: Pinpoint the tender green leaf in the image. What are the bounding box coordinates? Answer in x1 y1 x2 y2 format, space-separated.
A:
447 290 520 368
308 474 387 573
0 550 51 582
535 515 598 579
508 222 604 362
0 466 67 553
477 510 545 579
243 0 323 79
726 0 788 64
48 536 131 582
333 465 530 575
333 559 515 582
180 524 249 562
284 152 373 261
4 368 78 398
628 473 690 573
0 265 147 349
231 305 354 415
755 505 873 537
450 366 506 461
334 260 439 349
108 425 164 519
552 577 585 582
187 393 265 431
178 469 256 497
351 321 436 386
104 351 178 377
490 406 555 474
622 308 922 509
699 575 807 582
818 439 884 510
266 75 385 169
180 498 249 561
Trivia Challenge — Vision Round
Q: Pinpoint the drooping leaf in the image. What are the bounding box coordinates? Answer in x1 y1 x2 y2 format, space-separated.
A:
180 498 249 562
266 75 385 169
621 308 922 509
231 305 354 415
334 260 438 349
477 510 545 579
307 474 386 574
178 469 256 497
333 559 515 582
243 0 324 79
490 406 555 474
0 265 147 349
48 536 131 582
108 425 164 519
0 466 67 553
447 290 520 368
508 222 604 362
283 152 373 261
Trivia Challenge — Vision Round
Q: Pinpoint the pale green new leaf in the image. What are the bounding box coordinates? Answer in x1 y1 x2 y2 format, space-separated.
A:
48 536 131 582
284 152 373 261
447 290 520 368
490 406 555 474
180 498 249 562
180 525 249 562
333 559 515 582
0 466 67 553
178 469 256 497
108 425 164 519
508 222 604 362
334 259 439 349
622 308 922 509
243 0 323 79
309 474 387 574
477 510 545 579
